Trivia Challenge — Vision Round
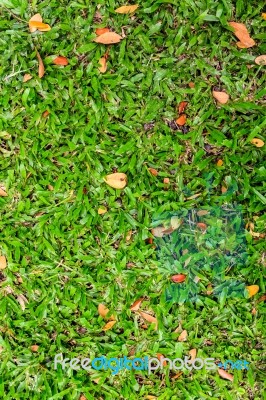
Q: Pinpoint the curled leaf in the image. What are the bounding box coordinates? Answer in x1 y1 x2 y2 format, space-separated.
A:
255 55 266 65
53 56 68 66
102 320 116 331
0 256 7 270
29 21 51 32
115 5 139 14
218 368 234 382
36 51 45 78
23 73 32 83
229 22 255 48
130 298 144 311
98 57 107 73
178 329 187 342
29 13 42 33
175 114 186 126
94 32 123 44
138 311 158 329
212 90 229 104
178 101 188 114
96 27 110 36
251 138 264 148
171 274 186 283
246 285 259 298
104 172 127 189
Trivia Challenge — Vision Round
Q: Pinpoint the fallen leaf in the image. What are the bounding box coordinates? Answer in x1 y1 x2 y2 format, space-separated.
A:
170 216 182 230
171 372 183 379
98 304 115 320
145 396 157 400
102 320 116 331
17 294 28 311
98 56 107 73
174 322 182 333
47 184 53 191
98 206 107 215
178 101 188 114
130 298 144 311
221 186 227 194
148 168 158 176
23 73 32 83
218 368 234 382
163 177 170 184
251 138 264 148
216 159 223 166
0 188 8 197
229 22 255 48
138 311 158 329
0 256 7 270
255 55 266 65
79 395 87 400
188 82 195 88
42 110 50 118
257 294 266 303
29 13 42 33
31 345 39 352
175 114 186 125
251 307 257 315
186 193 201 200
246 285 259 298
171 274 186 283
115 5 139 14
212 90 229 104
157 353 167 366
189 348 197 361
29 21 51 32
197 210 209 216
36 51 45 78
197 222 207 230
178 329 187 342
94 32 123 44
104 173 127 189
151 226 165 237
53 56 68 66
126 230 132 241
96 27 110 36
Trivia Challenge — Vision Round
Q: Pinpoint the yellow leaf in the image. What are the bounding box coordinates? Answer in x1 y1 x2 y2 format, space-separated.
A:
104 173 127 189
178 329 187 342
23 73 33 83
94 32 123 44
0 188 8 197
126 230 132 241
98 206 107 215
218 368 234 381
29 13 42 33
115 5 139 14
262 13 266 20
36 51 45 78
255 55 266 66
138 311 158 330
29 21 51 32
0 256 7 270
251 138 264 148
246 285 259 298
212 90 229 104
98 57 107 73
102 320 116 331
229 22 255 48
216 159 223 166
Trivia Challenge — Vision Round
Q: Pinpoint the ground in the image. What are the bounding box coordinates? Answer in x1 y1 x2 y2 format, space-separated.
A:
0 1 265 399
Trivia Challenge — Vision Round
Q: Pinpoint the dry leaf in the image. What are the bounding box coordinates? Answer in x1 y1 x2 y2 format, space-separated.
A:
126 230 132 241
148 168 158 176
178 329 187 342
138 311 158 329
189 348 197 361
23 73 32 83
0 188 8 197
262 13 266 20
53 56 68 66
251 307 257 315
178 101 188 114
175 114 186 126
29 21 51 32
31 345 39 352
174 322 182 333
36 51 45 78
171 274 186 283
104 172 127 189
221 186 227 194
96 27 110 36
216 159 223 166
188 82 195 88
98 57 107 73
0 256 7 270
171 372 183 379
186 193 201 200
79 395 87 400
229 22 255 48
170 216 182 230
94 32 123 44
42 110 50 118
47 184 53 191
157 353 167 366
102 320 116 331
255 55 266 65
251 138 264 148
218 368 234 382
29 13 42 33
212 90 229 104
257 294 266 303
151 226 165 238
197 222 207 230
98 206 107 215
130 298 144 311
197 210 209 216
17 294 28 311
163 177 170 184
115 5 139 14
145 396 157 400
98 304 115 320
246 285 259 298
206 284 213 295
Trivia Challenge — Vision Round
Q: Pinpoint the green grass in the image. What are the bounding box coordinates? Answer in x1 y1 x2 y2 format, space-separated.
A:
0 0 265 399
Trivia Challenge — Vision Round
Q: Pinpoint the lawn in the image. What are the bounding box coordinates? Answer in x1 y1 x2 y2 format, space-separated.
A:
0 1 265 399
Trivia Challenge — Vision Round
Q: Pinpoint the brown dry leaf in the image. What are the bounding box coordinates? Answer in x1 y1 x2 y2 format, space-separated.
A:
197 222 207 230
175 114 186 126
188 82 195 88
17 294 28 311
130 298 144 311
104 172 127 189
31 345 39 352
98 304 115 320
102 320 116 331
186 193 201 200
212 90 229 104
42 110 50 118
0 256 7 270
178 101 188 114
251 307 257 315
115 5 139 14
29 21 51 32
94 32 123 44
171 372 183 379
36 51 45 78
216 159 223 166
47 184 53 191
98 57 107 73
23 73 32 83
0 188 8 197
178 329 187 342
189 348 197 361
257 294 266 303
53 56 68 66
171 274 186 283
151 226 165 238
246 285 259 298
197 210 209 216
221 186 227 194
98 206 107 215
157 353 167 366
218 368 234 382
251 138 264 148
229 22 255 48
96 27 110 36
29 13 42 33
138 311 158 329
148 168 158 176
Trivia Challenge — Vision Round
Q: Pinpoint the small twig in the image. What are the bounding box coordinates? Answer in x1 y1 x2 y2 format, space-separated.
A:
3 6 28 23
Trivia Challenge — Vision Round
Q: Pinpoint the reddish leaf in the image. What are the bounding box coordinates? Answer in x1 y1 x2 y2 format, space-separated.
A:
212 90 229 104
42 110 50 118
96 27 110 36
148 168 158 176
53 56 68 66
157 353 167 366
138 311 158 329
197 222 207 230
171 274 186 283
130 298 144 311
175 114 186 126
178 101 188 114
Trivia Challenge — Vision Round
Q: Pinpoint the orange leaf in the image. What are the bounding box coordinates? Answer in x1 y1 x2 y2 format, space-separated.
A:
178 101 188 114
98 57 107 73
148 168 158 176
102 320 116 331
171 372 183 379
23 73 32 83
104 172 127 189
188 82 195 88
98 206 107 215
163 177 170 184
130 298 144 311
96 27 110 36
42 110 50 118
0 188 8 197
31 345 39 352
29 21 51 31
229 22 255 48
157 353 167 366
171 274 186 283
175 114 186 126
246 285 259 298
138 311 158 329
0 256 7 270
212 90 229 104
189 348 197 361
216 159 223 166
94 32 123 44
257 294 266 303
218 368 234 382
178 330 187 342
115 5 139 14
221 186 227 194
29 13 42 33
251 138 264 148
36 51 45 78
53 56 68 66
255 55 266 66
98 304 115 320
197 222 207 230
262 13 266 20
